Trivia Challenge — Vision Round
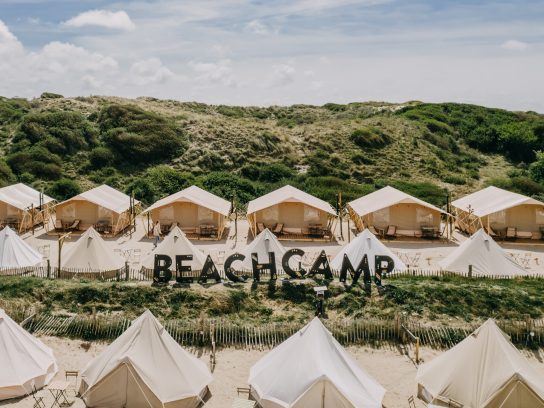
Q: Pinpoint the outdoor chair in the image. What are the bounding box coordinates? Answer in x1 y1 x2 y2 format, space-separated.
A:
385 225 397 239
236 386 251 397
506 227 517 240
65 370 79 396
257 223 265 233
407 395 416 408
68 219 80 231
368 225 380 236
54 219 64 232
273 223 284 234
31 384 45 408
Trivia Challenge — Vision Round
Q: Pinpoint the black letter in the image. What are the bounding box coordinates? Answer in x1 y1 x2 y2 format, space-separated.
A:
199 255 222 284
308 250 333 280
175 254 193 283
339 253 367 285
251 252 276 281
224 253 247 282
153 254 172 283
282 248 306 279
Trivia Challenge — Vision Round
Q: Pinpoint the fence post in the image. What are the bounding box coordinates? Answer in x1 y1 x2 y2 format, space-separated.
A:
46 260 51 279
468 265 472 278
125 262 129 281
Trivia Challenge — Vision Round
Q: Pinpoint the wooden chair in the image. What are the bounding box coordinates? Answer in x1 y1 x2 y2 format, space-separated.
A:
65 370 79 395
273 223 284 234
506 227 517 240
368 225 380 236
68 219 80 231
407 395 416 408
31 384 45 408
385 225 397 239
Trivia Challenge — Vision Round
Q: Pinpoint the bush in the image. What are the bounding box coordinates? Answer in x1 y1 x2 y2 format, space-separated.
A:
198 172 261 205
0 159 15 187
380 180 447 207
99 104 187 165
145 165 195 196
350 127 392 148
7 146 63 180
89 147 115 168
46 179 81 201
529 151 544 183
240 163 294 183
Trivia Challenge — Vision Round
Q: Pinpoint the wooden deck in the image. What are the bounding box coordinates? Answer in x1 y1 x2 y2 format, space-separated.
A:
274 232 334 242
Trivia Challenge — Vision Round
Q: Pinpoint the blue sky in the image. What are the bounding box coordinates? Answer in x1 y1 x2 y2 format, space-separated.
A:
0 0 542 111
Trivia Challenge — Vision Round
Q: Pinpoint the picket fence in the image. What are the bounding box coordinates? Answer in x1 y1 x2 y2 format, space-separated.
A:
0 264 542 282
10 311 543 350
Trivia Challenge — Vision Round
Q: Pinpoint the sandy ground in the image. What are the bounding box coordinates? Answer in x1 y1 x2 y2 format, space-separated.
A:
19 217 544 273
3 336 544 408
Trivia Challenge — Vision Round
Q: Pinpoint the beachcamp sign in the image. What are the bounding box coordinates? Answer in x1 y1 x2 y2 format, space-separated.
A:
152 249 396 286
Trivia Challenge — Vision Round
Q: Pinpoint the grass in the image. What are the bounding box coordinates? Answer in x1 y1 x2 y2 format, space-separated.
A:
1 276 543 327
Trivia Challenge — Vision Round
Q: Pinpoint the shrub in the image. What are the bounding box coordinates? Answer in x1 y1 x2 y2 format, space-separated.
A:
7 146 63 180
198 172 261 204
0 159 15 187
350 127 392 148
529 151 544 183
99 104 187 165
240 163 294 183
89 147 115 168
381 180 447 207
46 179 81 201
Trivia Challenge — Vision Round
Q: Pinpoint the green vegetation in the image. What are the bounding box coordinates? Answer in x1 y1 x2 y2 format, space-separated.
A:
1 276 542 326
0 96 542 205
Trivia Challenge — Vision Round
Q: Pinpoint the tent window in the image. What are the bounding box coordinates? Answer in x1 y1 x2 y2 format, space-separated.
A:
159 206 174 221
262 206 278 223
489 210 506 225
537 209 544 225
303 206 320 222
98 205 112 220
198 206 214 223
416 208 434 226
373 207 390 226
61 203 75 219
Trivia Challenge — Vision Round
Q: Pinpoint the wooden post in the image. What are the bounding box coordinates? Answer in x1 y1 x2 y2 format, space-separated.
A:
46 259 51 279
347 217 351 243
125 261 129 281
147 212 150 238
338 193 344 241
57 232 71 278
31 203 34 235
468 264 473 278
416 337 420 364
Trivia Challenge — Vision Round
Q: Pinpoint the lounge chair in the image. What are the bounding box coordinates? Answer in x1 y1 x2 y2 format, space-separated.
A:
68 219 80 231
385 225 397 239
487 226 498 237
273 223 284 234
506 227 517 240
368 226 380 236
257 223 265 233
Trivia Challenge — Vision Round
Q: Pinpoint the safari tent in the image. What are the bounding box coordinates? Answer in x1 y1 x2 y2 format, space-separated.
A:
61 227 125 278
54 184 139 236
141 185 231 240
249 317 386 408
348 186 449 240
331 229 407 273
0 183 54 234
246 185 337 241
141 226 207 273
0 309 58 400
439 229 527 277
80 310 212 408
417 319 544 407
0 226 43 269
452 186 544 240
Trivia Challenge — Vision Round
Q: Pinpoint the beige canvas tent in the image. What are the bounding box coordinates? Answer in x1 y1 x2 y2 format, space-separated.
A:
0 226 43 268
141 185 231 240
80 310 212 408
417 319 544 407
0 183 54 234
247 185 337 240
141 226 207 273
61 227 125 277
0 309 58 400
249 317 386 408
348 186 449 239
55 184 139 236
452 186 544 239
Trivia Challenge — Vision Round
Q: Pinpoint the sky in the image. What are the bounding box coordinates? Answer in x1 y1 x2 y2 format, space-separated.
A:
0 0 543 111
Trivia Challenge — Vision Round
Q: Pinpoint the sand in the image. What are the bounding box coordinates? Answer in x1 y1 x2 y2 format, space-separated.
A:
2 336 544 407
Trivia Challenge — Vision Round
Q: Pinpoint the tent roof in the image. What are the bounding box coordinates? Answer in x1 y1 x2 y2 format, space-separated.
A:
0 183 54 211
452 186 544 217
59 184 138 214
0 309 57 396
416 319 544 407
81 310 212 404
141 226 207 270
249 317 386 408
142 185 231 216
247 185 336 216
439 229 527 276
0 227 43 268
237 228 286 271
348 186 447 217
331 229 407 272
61 227 125 271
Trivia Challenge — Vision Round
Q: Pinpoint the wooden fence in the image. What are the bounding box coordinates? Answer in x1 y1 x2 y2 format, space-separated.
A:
1 265 542 282
15 312 544 350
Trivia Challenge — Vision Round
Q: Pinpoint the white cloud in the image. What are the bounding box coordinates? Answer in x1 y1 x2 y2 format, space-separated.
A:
129 58 174 85
269 64 296 86
501 39 529 51
247 19 268 35
190 59 237 87
64 10 135 31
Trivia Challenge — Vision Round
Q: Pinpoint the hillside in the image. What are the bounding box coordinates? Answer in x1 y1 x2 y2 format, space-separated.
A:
1 94 544 208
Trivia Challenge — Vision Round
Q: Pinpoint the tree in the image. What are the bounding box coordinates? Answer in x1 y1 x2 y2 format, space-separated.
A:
47 179 81 201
